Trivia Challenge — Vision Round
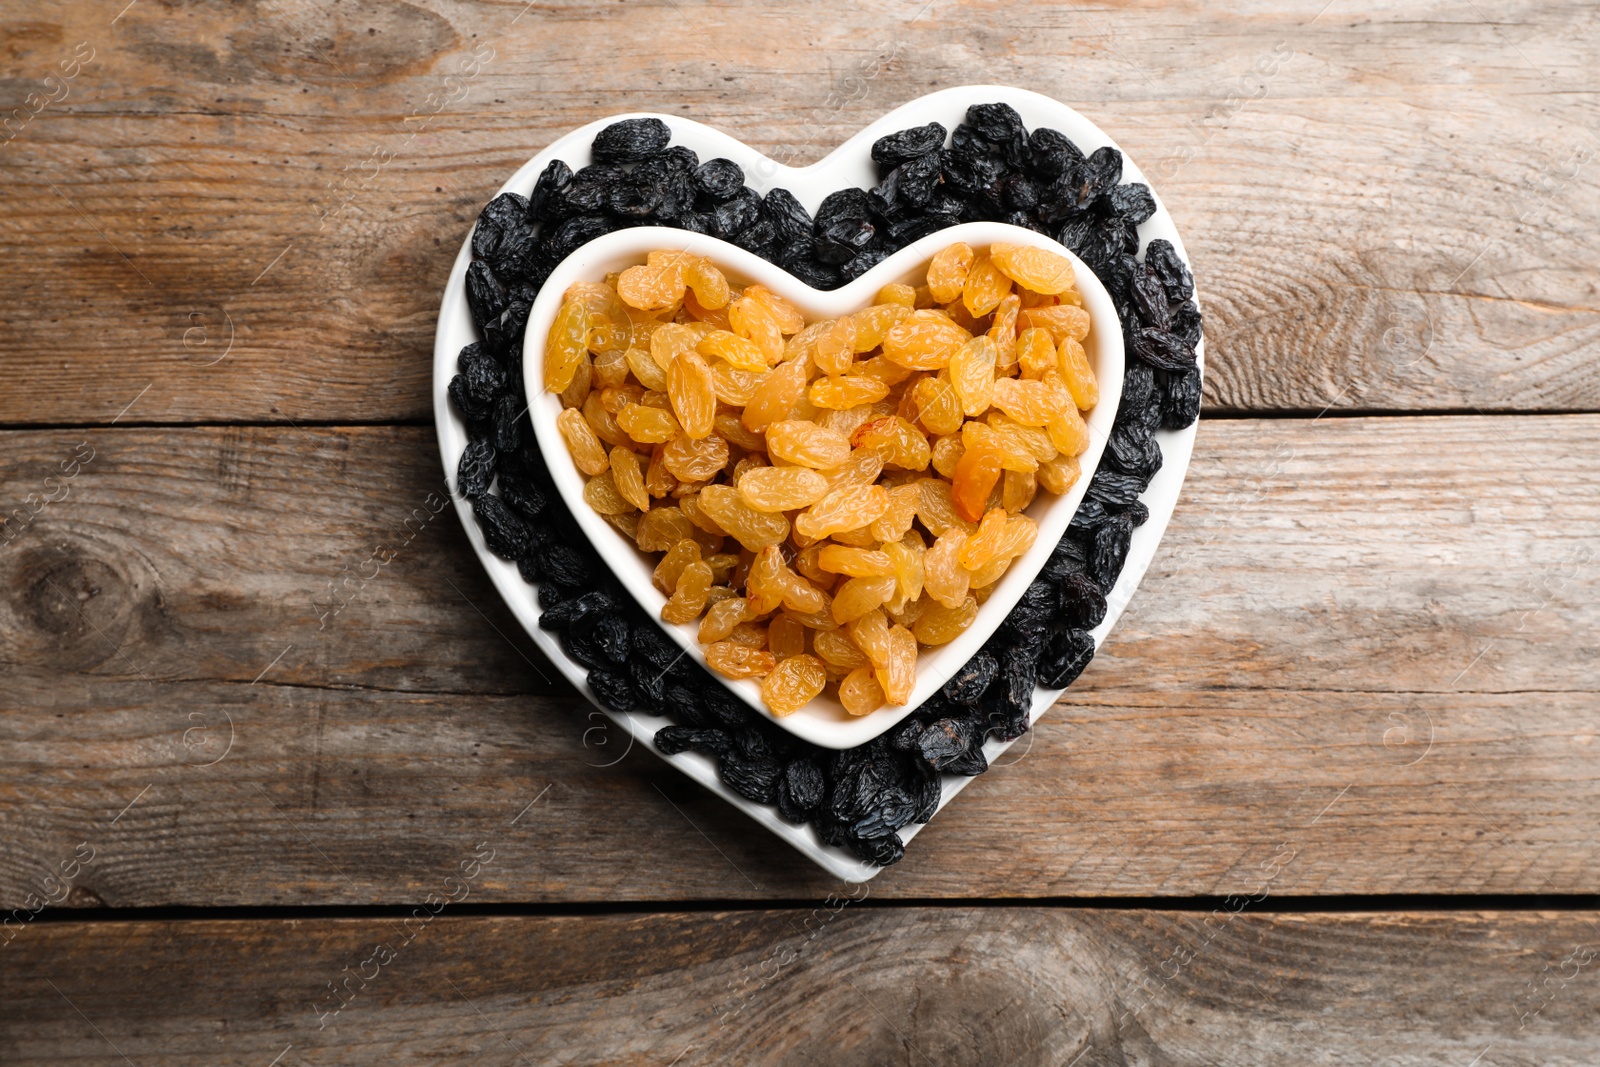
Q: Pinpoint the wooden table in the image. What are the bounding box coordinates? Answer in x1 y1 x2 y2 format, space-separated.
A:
3 1 1597 1062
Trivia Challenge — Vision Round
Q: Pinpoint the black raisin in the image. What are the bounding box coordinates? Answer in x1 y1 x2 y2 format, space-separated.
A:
693 157 745 200
491 392 525 454
1039 627 1096 689
762 188 813 242
1144 238 1194 303
777 758 825 823
964 102 1028 167
606 168 665 218
871 121 947 169
721 753 782 805
499 474 546 519
529 159 573 223
1027 126 1084 179
472 494 530 560
465 261 508 332
591 117 670 163
1058 572 1108 630
455 437 496 500
1133 327 1197 372
1106 420 1163 480
587 668 636 712
1107 182 1157 225
1087 512 1135 593
847 832 904 867
542 542 592 587
1160 365 1203 429
712 188 762 237
943 650 998 705
1171 300 1204 348
543 214 617 261
917 718 973 771
1130 266 1172 331
655 726 731 757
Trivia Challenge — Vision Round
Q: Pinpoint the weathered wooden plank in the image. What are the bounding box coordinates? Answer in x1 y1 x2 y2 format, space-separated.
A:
1 0 1596 424
3 910 1596 1065
1 414 1595 903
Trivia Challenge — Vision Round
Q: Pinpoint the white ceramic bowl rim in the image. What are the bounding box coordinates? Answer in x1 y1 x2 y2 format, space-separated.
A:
523 223 1123 748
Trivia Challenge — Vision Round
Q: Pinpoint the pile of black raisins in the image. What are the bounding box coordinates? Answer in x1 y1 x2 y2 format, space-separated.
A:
448 105 1202 866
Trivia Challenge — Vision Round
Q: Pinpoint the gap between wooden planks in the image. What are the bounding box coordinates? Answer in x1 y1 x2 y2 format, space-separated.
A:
3 910 1596 1065
0 1 1596 424
1 415 1595 905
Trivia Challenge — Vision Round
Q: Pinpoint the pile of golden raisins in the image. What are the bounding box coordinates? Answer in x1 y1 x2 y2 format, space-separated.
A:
544 241 1097 717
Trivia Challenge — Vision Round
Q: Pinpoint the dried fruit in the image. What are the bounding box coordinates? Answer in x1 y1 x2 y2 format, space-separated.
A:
926 241 975 303
653 538 702 594
544 299 590 392
697 484 791 551
951 447 1004 523
796 484 889 540
962 255 1011 316
738 466 829 512
661 432 728 483
668 351 716 438
831 575 899 624
552 237 1113 719
882 314 969 371
558 408 610 475
706 641 776 679
1057 337 1098 410
610 446 650 511
761 654 827 715
839 666 885 716
616 402 681 444
809 375 890 409
766 420 851 469
923 528 972 608
662 560 713 623
989 242 1075 294
913 596 977 645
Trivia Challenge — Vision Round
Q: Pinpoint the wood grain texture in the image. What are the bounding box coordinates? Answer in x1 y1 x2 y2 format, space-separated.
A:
1 0 1596 424
2 415 1596 904
4 910 1598 1065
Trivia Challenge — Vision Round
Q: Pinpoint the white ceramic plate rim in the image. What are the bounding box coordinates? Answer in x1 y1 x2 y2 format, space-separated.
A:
433 85 1204 882
522 222 1124 748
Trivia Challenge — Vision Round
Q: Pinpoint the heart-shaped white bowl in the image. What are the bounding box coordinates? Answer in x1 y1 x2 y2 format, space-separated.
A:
434 85 1204 880
524 223 1124 748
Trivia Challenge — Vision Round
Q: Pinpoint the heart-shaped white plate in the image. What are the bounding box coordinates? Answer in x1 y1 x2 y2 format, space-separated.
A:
523 222 1124 749
433 85 1204 880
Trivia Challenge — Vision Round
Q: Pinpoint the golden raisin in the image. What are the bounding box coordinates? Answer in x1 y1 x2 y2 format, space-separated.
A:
661 560 713 623
610 446 650 512
809 375 889 410
760 654 826 716
544 298 590 392
766 420 851 469
668 351 717 439
705 641 775 679
913 595 978 645
661 432 728 483
796 483 889 540
1057 337 1098 409
558 408 610 475
926 242 975 303
989 242 1076 294
839 666 886 716
768 614 808 660
636 506 695 552
962 255 1011 317
738 466 829 512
